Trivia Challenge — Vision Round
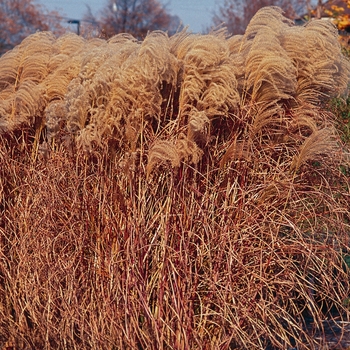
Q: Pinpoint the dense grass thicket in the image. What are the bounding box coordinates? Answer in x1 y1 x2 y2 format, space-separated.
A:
0 6 350 349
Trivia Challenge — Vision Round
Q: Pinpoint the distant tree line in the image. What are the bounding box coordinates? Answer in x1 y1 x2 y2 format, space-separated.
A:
0 0 64 55
0 0 180 55
0 0 349 55
213 0 311 34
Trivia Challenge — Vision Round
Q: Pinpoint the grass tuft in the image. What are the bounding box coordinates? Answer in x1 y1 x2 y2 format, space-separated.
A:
0 6 350 350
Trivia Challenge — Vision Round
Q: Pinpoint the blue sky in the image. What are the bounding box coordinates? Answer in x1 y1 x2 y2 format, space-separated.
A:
39 0 220 33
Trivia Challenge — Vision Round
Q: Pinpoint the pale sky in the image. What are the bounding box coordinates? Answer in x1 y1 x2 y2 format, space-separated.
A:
39 0 220 33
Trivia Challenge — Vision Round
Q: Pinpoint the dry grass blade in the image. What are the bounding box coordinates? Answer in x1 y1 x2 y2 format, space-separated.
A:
0 6 349 350
291 128 338 171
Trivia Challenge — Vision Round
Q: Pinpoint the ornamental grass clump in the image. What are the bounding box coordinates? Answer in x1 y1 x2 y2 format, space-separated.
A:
0 6 350 349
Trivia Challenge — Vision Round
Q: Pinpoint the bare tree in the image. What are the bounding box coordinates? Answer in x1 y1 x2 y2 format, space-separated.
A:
213 0 311 34
94 0 181 39
0 0 63 55
313 0 322 18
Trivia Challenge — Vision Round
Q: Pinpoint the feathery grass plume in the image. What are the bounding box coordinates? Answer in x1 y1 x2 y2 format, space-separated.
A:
137 31 178 87
65 35 139 144
148 112 209 176
0 7 350 349
43 55 80 103
238 8 298 144
243 6 294 41
173 30 240 119
0 31 55 85
52 32 86 56
243 31 297 106
41 34 87 108
15 80 45 123
45 101 67 143
0 49 22 91
112 30 177 147
76 39 110 81
147 29 241 172
290 127 338 171
187 110 210 145
0 32 55 133
280 20 350 105
70 31 181 152
65 81 91 135
63 37 130 147
146 140 180 176
42 33 102 152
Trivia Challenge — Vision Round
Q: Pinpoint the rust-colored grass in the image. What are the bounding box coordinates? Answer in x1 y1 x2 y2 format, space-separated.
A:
0 6 350 350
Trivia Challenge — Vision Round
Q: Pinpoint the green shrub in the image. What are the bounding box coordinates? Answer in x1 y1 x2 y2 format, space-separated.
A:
329 95 350 144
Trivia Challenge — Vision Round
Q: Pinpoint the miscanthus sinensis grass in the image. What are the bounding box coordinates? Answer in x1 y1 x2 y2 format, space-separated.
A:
0 6 349 350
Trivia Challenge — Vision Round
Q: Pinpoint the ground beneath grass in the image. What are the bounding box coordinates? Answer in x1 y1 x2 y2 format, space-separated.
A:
306 319 350 350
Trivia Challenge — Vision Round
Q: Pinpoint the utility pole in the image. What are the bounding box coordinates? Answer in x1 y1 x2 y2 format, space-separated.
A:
316 0 323 19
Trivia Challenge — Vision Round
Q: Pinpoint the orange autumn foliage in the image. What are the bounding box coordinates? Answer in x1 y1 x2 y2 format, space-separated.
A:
0 0 64 55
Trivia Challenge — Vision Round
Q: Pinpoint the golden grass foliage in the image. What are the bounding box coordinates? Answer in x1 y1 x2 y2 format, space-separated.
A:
0 8 348 168
1 6 350 350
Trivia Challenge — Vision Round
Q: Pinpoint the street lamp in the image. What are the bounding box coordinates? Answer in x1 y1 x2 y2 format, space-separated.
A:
68 19 81 35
